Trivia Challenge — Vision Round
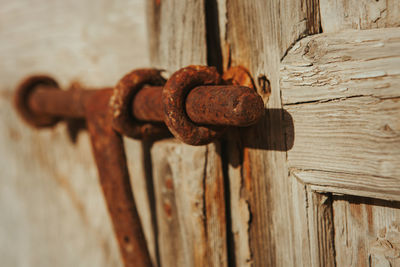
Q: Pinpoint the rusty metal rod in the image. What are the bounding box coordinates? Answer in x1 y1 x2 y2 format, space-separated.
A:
28 85 263 127
28 87 100 118
186 85 263 127
131 86 164 122
85 89 153 267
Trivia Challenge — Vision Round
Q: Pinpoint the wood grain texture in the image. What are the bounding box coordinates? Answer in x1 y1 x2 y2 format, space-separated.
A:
287 96 400 177
0 1 152 266
307 191 336 267
219 0 321 265
146 1 227 266
320 0 400 33
151 141 186 267
151 141 227 267
289 177 313 266
333 196 400 267
282 28 400 199
146 0 207 74
295 171 400 202
281 28 400 104
125 140 159 266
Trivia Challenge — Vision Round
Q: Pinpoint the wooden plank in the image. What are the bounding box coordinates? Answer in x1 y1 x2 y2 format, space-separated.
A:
320 0 400 33
281 28 400 104
125 140 159 265
333 196 400 267
151 141 185 267
151 141 227 267
306 191 336 267
218 0 321 265
146 0 207 73
294 170 400 201
146 1 227 266
281 29 400 199
290 177 312 266
286 96 400 177
0 1 151 266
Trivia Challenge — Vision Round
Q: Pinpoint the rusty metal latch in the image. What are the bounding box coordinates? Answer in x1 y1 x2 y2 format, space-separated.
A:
14 65 264 267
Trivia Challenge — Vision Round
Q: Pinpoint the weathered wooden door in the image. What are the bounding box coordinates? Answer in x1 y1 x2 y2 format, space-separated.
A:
2 0 399 267
144 1 400 267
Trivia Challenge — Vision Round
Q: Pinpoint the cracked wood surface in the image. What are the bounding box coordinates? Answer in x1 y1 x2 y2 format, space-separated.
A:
306 191 336 267
2 0 400 266
333 196 400 267
320 0 400 32
282 27 400 267
218 1 399 266
217 0 322 266
147 1 228 266
282 28 400 199
151 141 226 267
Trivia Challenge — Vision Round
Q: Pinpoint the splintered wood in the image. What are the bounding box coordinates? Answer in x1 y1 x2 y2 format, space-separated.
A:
281 28 400 199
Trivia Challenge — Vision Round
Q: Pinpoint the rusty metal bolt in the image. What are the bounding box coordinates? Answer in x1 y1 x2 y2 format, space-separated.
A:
110 68 169 139
162 65 224 146
185 85 263 127
162 65 264 145
14 75 61 127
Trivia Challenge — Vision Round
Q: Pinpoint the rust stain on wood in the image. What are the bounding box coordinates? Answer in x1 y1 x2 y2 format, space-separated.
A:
349 202 363 224
165 178 174 190
163 201 173 219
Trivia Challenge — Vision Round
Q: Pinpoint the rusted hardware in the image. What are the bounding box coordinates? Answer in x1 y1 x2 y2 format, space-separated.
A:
14 75 62 127
15 75 157 267
162 65 264 145
13 65 264 267
86 89 152 267
16 67 264 145
134 84 261 126
110 69 168 139
162 65 223 145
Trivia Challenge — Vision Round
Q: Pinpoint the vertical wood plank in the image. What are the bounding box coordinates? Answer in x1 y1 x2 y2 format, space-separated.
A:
307 191 336 267
151 141 185 267
146 0 207 72
0 1 150 266
333 196 400 267
146 1 227 266
151 141 227 267
217 0 322 265
290 178 312 266
125 140 159 265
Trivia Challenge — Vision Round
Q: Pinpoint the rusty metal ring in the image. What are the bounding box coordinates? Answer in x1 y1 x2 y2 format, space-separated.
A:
110 68 168 139
162 65 224 145
14 75 61 128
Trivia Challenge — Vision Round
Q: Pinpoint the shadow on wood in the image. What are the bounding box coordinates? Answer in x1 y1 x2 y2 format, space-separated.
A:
60 108 294 153
235 108 294 150
223 108 294 168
